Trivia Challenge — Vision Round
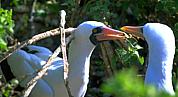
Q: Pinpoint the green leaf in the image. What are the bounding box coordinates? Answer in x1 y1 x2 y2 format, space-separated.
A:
0 38 7 51
138 56 144 65
0 8 14 51
102 68 174 97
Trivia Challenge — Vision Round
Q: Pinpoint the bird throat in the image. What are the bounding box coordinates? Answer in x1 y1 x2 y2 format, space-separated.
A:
67 40 95 96
68 40 95 78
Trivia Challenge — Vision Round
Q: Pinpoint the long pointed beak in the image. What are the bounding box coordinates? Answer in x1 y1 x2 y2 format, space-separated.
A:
120 26 144 40
95 27 126 41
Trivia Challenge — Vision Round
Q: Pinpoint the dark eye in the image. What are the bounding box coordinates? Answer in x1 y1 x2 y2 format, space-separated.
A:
92 27 102 33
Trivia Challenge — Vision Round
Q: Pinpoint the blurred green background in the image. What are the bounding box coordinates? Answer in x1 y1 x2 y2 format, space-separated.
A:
0 0 178 97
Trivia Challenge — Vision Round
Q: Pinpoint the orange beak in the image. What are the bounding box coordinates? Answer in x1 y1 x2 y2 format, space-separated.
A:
95 27 126 41
120 26 144 40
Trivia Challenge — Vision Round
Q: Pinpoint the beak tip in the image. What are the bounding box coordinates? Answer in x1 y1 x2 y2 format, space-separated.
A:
120 26 126 31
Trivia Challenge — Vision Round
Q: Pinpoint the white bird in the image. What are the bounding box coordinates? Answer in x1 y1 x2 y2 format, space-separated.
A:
0 21 125 97
121 23 175 95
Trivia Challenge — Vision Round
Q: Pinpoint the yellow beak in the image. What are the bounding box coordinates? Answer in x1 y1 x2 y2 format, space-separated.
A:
120 26 144 40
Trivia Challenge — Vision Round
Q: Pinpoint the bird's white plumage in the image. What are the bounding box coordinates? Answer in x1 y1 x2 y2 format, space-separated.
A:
27 45 54 61
3 21 109 97
68 21 106 97
7 45 65 97
143 23 175 95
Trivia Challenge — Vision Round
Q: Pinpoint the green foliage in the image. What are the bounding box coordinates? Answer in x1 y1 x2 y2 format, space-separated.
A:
102 68 174 97
85 0 112 21
1 0 178 97
0 8 14 51
0 78 20 97
115 39 144 67
156 0 178 13
10 0 20 6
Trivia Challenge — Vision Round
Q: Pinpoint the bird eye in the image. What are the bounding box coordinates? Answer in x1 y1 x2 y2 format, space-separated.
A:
92 27 102 33
92 28 97 33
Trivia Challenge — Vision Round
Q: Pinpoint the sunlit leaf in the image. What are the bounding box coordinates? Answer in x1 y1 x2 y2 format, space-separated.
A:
102 68 174 97
0 8 14 51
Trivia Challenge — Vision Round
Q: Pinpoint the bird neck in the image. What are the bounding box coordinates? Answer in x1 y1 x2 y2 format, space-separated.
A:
69 40 95 77
68 39 95 79
67 40 95 97
145 46 175 94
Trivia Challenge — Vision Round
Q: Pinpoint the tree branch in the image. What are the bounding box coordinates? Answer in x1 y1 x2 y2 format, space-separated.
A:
22 10 74 97
60 10 73 97
28 0 37 37
0 27 75 63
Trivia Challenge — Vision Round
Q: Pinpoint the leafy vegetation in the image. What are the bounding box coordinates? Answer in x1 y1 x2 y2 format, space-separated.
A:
102 68 175 97
0 8 14 51
0 77 20 97
0 0 178 97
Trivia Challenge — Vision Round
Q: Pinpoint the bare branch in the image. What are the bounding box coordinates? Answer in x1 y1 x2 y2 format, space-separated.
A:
100 42 114 77
60 10 73 97
28 0 37 37
22 10 74 97
0 28 75 63
23 45 62 97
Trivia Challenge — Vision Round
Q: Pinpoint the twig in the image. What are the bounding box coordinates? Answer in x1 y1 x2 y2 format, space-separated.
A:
1 28 75 96
0 28 75 63
60 10 68 79
23 28 71 97
28 0 37 37
23 45 62 97
23 10 75 97
60 10 73 97
100 42 114 77
23 81 37 97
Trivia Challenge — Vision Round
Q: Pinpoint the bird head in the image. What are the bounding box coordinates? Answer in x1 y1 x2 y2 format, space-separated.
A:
22 45 53 61
120 23 175 47
121 23 176 95
73 21 126 45
120 25 144 40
